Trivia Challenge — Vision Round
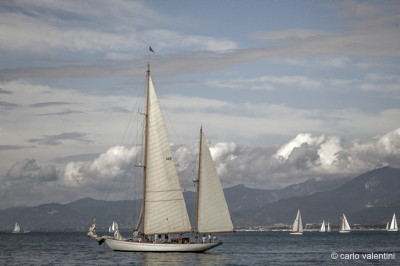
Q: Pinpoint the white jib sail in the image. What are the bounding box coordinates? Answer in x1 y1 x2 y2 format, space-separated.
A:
143 75 191 235
292 210 303 233
197 129 234 233
390 213 398 230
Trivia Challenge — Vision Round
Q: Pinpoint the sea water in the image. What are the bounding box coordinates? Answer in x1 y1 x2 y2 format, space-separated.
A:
1 231 399 265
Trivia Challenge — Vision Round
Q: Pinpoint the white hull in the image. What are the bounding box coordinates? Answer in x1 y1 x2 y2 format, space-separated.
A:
105 239 222 252
339 230 351 233
290 232 303 235
387 229 398 232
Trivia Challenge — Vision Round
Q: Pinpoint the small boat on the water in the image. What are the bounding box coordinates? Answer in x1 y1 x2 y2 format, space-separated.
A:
290 210 303 235
327 222 331 232
108 221 118 233
320 220 326 232
339 213 351 233
12 222 21 233
387 213 398 232
12 222 29 233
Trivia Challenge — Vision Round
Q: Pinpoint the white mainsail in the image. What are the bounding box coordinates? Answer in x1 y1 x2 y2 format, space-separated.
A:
320 220 326 232
327 222 331 232
339 213 351 233
142 74 191 235
290 210 303 235
196 128 234 234
388 213 398 231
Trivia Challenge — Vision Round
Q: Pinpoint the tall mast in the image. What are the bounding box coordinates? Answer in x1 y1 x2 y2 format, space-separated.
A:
195 126 203 235
141 64 151 235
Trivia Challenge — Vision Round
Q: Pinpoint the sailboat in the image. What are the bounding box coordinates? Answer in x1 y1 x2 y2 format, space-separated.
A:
339 213 351 233
11 222 29 233
290 210 303 235
87 65 234 252
108 221 118 233
320 220 326 232
12 222 21 233
387 213 398 232
327 222 331 232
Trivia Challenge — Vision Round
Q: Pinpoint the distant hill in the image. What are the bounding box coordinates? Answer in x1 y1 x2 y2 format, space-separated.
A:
245 166 400 226
0 167 398 231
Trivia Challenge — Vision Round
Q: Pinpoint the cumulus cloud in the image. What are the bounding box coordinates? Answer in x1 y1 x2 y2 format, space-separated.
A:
176 127 400 190
61 145 140 187
0 159 61 209
0 145 141 209
1 128 400 209
5 159 58 183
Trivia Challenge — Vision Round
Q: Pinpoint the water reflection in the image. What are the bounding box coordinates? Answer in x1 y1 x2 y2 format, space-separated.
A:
139 252 230 266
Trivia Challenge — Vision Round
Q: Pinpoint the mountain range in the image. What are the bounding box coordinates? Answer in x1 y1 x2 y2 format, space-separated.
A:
1 166 399 231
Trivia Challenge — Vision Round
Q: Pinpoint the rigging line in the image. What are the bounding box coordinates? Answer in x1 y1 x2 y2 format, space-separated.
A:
112 78 147 225
95 74 147 219
100 100 137 199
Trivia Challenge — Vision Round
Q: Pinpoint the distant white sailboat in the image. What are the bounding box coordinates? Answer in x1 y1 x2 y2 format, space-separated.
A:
290 210 303 235
87 64 234 252
11 222 29 233
387 213 398 232
327 222 331 232
108 221 118 233
12 222 21 233
339 213 351 233
320 220 326 232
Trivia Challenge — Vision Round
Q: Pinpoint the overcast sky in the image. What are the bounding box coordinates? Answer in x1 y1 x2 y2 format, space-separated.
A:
1 0 399 209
